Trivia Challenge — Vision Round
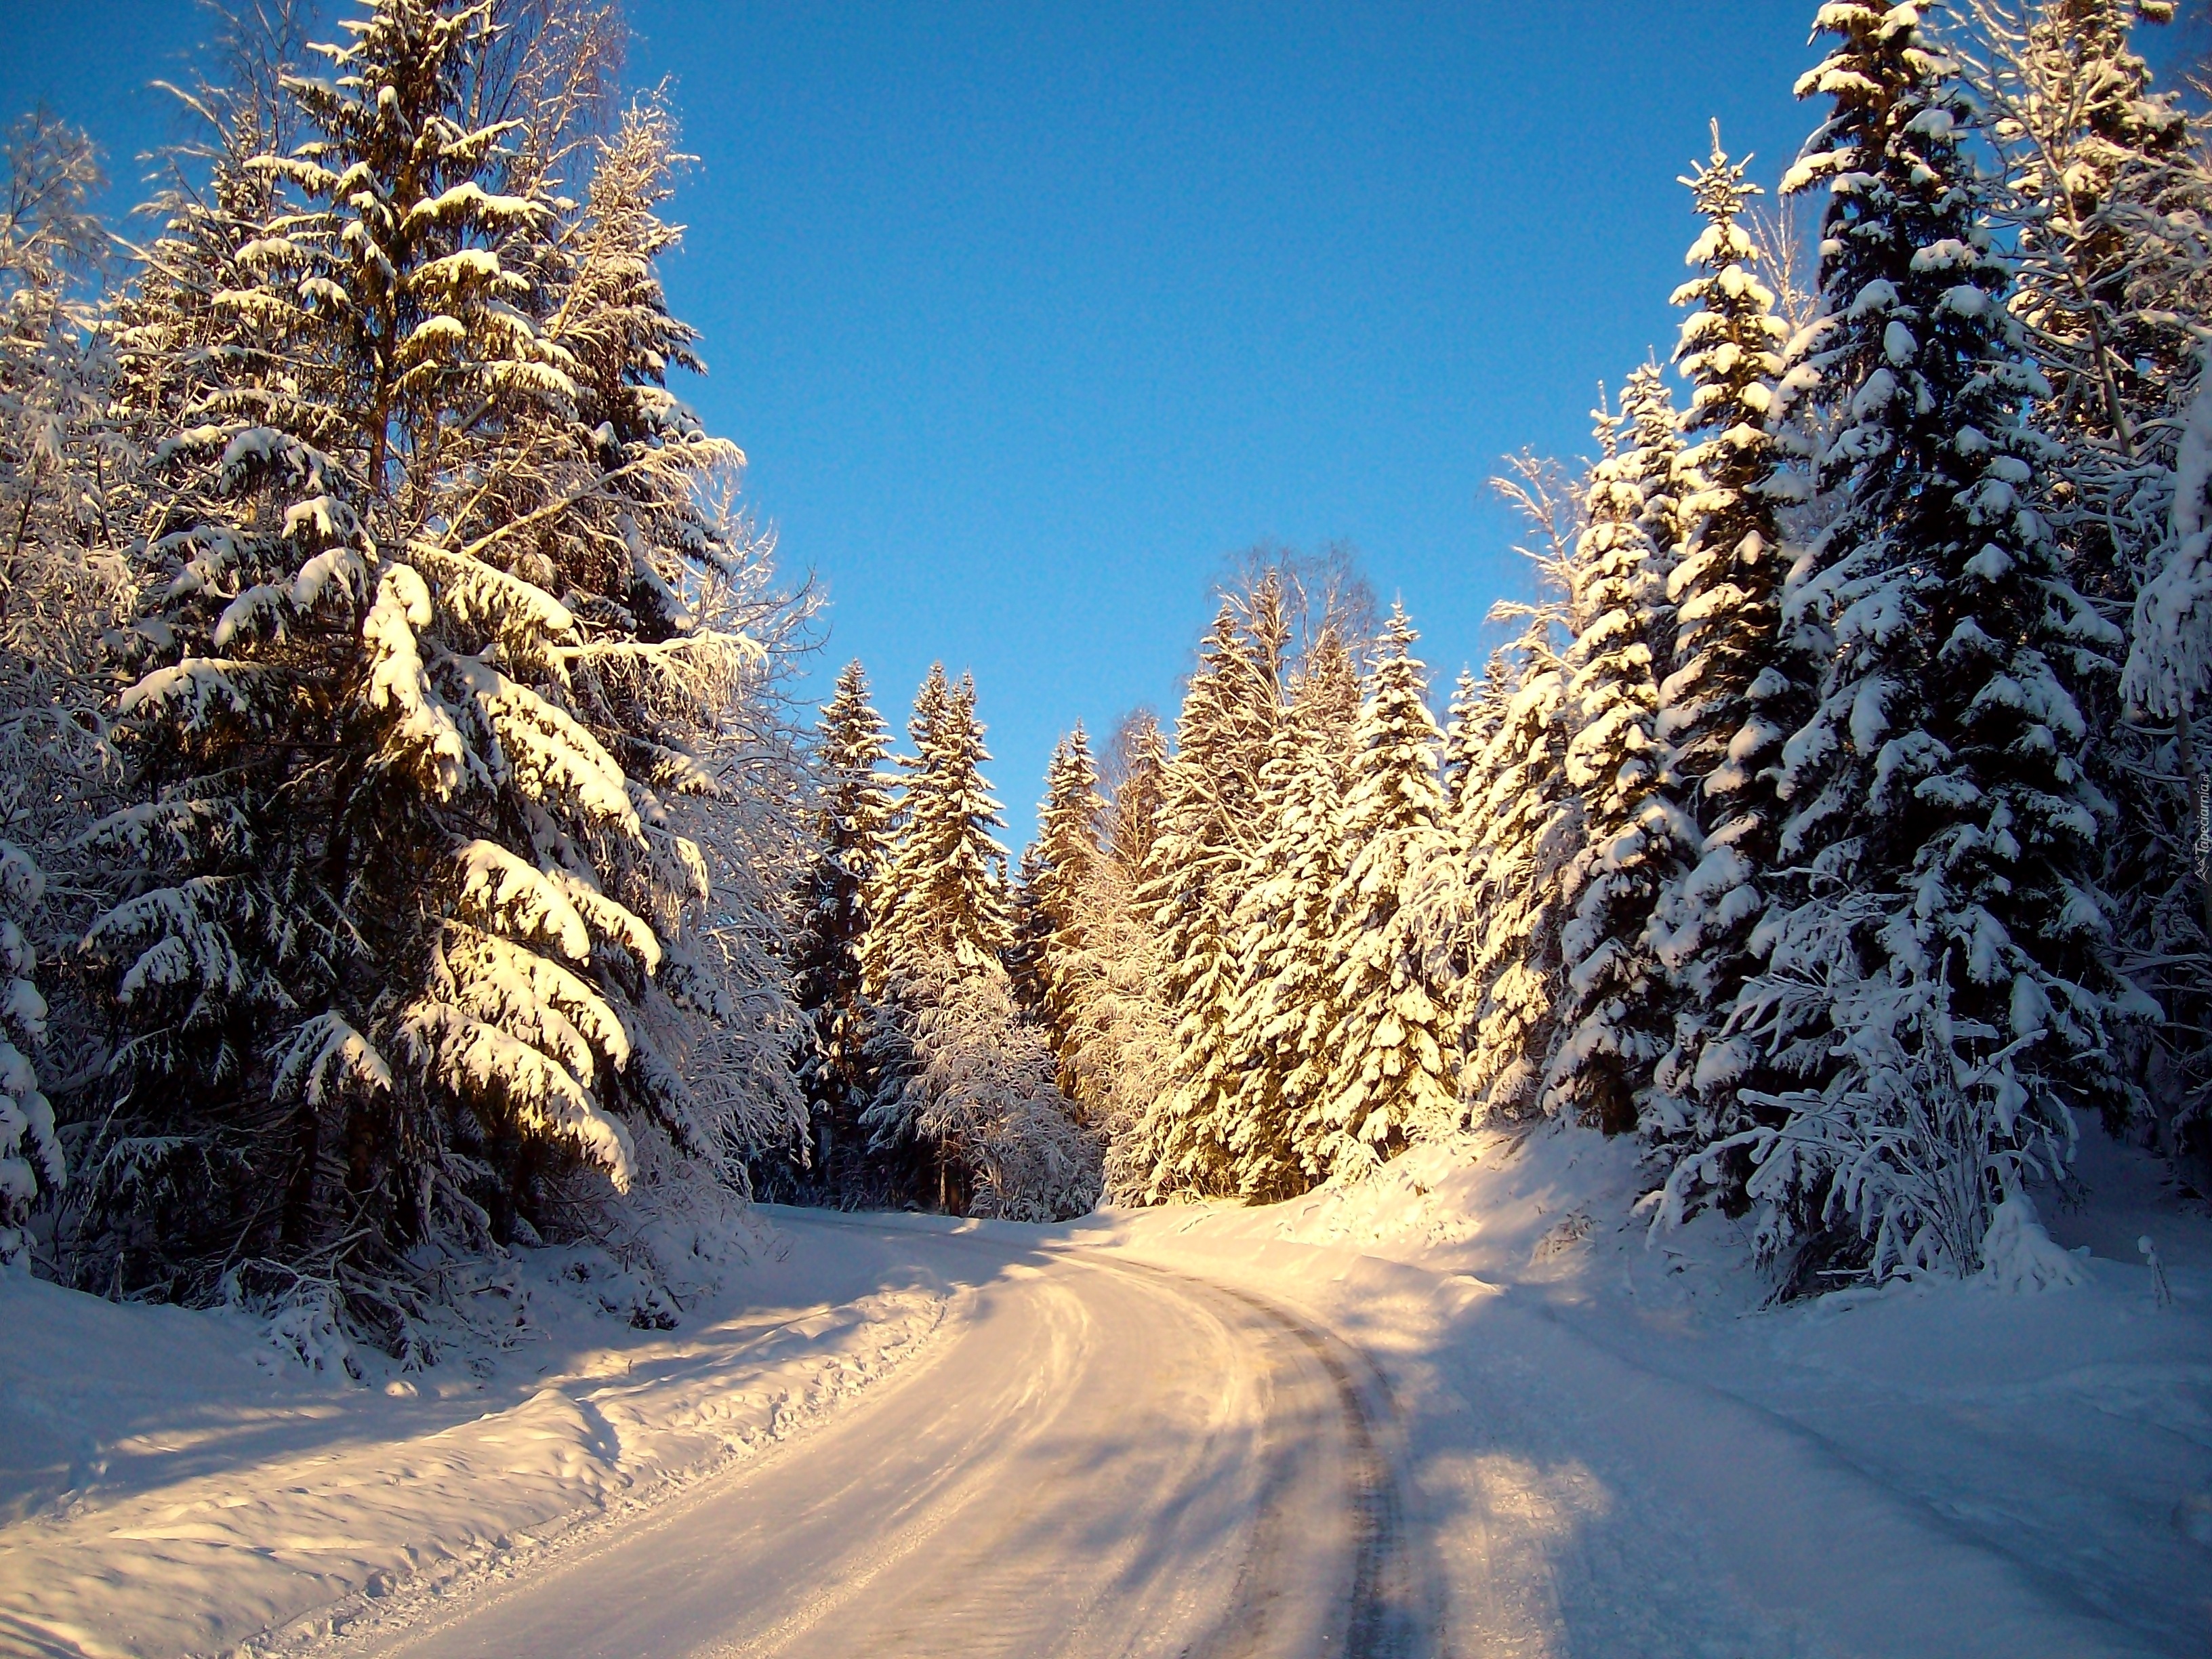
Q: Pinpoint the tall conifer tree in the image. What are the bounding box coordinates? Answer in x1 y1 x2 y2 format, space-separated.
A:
1128 599 1283 1197
1645 135 1808 1134
1439 667 1487 814
1708 1 2122 1273
1220 695 1343 1197
791 662 896 1176
1315 607 1458 1171
1547 380 1685 1132
1021 725 1107 1067
83 2 772 1296
869 665 1012 986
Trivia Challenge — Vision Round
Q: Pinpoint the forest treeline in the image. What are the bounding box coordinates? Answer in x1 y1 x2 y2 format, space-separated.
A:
4 0 2211 1350
791 0 2212 1290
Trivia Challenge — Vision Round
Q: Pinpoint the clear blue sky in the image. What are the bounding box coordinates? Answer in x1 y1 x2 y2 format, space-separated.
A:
1 2 1944 841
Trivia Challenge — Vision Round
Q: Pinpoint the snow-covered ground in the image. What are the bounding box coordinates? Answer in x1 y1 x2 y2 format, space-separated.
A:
3 1127 2207 1658
1080 1124 2212 1657
0 1216 953 1659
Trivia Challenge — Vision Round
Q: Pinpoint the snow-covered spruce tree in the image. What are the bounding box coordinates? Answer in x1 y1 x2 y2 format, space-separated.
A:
1125 598 1285 1199
1681 1 2126 1278
1311 607 1457 1174
1440 665 1489 814
80 3 786 1324
1292 611 1366 772
525 98 815 1191
1642 136 1814 1146
865 665 1012 988
859 668 1092 1212
1970 0 2198 477
1967 0 2212 1173
0 112 123 1267
783 660 896 1191
0 839 60 1267
1543 377 1687 1134
1455 460 1583 1122
1019 724 1106 1076
1105 707 1169 880
1062 712 1177 1197
1457 624 1575 1120
1221 622 1359 1174
0 109 117 594
1218 687 1345 1198
1406 643 1512 1056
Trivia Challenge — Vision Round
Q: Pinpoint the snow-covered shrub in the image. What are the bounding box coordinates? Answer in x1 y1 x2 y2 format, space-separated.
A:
1972 1187 2087 1293
1669 954 2078 1282
865 958 1101 1223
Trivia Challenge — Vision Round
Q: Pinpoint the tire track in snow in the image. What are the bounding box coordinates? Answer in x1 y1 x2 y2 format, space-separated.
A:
295 1218 1439 1659
1101 1259 1440 1659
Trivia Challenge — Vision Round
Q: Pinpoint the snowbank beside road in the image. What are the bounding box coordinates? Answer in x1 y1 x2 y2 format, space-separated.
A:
1076 1124 2212 1658
0 1221 955 1659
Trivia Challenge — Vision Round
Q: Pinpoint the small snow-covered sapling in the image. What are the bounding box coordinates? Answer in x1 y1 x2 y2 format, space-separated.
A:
2138 1236 2174 1308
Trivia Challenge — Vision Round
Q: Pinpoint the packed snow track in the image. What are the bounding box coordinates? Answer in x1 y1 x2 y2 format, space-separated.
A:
333 1212 1439 1659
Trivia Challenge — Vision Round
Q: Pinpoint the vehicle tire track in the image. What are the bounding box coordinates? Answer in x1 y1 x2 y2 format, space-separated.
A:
1103 1260 1441 1659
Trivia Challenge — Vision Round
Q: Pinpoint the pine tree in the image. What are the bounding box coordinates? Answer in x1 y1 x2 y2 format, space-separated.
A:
1021 725 1106 1073
790 661 896 1182
1643 134 1809 1136
1440 667 1488 813
80 1 775 1311
868 665 1013 986
1545 377 1687 1133
1697 1 2124 1275
1127 598 1285 1197
1314 606 1458 1172
0 838 59 1266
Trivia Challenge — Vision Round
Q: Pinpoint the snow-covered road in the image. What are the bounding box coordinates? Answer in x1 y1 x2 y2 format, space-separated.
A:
9 1132 2201 1659
329 1214 1437 1659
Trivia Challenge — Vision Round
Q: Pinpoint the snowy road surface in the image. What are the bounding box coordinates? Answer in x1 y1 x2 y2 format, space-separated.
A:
332 1214 1438 1659
11 1139 2199 1659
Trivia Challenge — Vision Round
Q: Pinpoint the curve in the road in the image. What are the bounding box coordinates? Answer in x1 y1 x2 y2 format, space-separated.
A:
317 1216 1437 1659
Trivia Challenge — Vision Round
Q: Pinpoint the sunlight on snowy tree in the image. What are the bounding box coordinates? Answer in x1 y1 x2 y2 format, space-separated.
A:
68 1 808 1332
1643 134 1810 1149
781 660 897 1194
1454 459 1582 1123
1965 0 2212 1179
1315 606 1458 1170
1682 0 2126 1274
1543 374 1686 1134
